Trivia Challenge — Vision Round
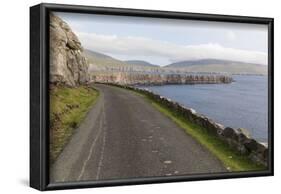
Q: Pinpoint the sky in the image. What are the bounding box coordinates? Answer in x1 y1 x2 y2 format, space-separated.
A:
55 12 268 66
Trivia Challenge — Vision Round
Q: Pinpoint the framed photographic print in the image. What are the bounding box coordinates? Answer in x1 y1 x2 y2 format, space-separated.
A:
30 3 274 191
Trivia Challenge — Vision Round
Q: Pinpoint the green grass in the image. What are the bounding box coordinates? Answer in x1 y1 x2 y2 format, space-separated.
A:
49 86 99 163
129 88 266 172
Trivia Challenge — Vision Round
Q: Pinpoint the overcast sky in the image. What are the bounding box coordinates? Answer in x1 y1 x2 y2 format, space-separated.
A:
55 12 268 66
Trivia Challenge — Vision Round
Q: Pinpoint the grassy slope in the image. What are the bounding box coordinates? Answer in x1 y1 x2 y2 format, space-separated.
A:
85 49 159 71
49 86 99 163
130 89 266 172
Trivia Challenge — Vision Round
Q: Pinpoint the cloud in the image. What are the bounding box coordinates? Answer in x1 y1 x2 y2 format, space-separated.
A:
78 32 267 65
226 31 236 41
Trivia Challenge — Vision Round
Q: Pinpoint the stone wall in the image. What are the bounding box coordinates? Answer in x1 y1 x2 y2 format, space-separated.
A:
91 72 233 85
110 84 268 166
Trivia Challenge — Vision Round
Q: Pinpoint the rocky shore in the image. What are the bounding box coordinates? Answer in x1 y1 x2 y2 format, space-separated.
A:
91 72 233 85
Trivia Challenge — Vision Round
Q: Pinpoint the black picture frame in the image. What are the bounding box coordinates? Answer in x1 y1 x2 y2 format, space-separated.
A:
30 3 274 191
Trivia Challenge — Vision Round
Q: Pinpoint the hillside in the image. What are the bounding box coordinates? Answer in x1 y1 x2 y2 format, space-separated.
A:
84 49 120 61
85 49 267 75
84 49 160 72
124 60 158 67
166 59 255 67
84 49 126 71
165 59 267 75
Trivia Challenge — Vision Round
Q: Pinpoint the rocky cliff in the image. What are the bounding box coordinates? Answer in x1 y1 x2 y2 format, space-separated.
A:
91 72 233 85
50 13 89 86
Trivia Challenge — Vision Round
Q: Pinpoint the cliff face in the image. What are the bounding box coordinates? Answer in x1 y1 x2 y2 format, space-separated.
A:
50 14 89 86
91 72 233 85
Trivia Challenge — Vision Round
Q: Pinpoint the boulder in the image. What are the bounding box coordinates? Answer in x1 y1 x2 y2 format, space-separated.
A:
202 118 225 135
221 127 238 140
50 13 89 86
236 128 251 138
244 139 259 152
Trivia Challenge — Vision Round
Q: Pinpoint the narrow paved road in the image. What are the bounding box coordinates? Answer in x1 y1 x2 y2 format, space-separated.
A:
50 84 226 183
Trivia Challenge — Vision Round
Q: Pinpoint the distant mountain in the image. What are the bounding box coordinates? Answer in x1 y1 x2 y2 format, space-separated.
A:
84 49 159 72
166 59 259 67
84 50 267 75
165 59 267 75
124 60 159 67
84 49 129 72
84 49 125 66
84 49 116 60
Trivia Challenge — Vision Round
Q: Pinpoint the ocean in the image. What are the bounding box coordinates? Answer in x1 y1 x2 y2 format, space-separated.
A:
140 75 268 142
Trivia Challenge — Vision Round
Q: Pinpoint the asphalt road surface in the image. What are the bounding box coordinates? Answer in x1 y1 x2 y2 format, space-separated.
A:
50 84 226 183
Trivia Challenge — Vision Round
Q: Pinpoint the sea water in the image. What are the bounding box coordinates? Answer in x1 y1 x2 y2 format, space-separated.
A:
141 75 268 142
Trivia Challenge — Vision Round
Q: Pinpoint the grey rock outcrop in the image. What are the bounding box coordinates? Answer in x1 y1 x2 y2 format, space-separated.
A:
50 13 89 86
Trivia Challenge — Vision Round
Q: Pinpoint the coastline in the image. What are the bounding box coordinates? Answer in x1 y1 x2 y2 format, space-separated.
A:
91 72 233 85
139 75 268 143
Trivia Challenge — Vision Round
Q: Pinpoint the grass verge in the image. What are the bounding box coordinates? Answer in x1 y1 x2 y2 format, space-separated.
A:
129 88 266 172
49 85 99 163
